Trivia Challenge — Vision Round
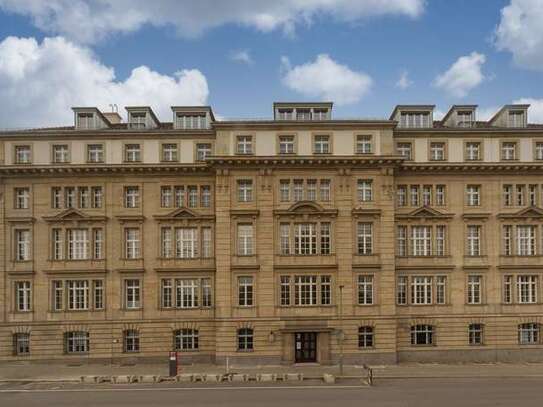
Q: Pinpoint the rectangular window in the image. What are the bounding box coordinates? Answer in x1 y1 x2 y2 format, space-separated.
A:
53 280 63 311
466 185 481 206
201 185 211 208
436 276 447 304
411 226 431 256
501 142 517 160
320 275 331 305
467 225 481 256
175 186 185 207
313 135 330 154
161 279 173 308
278 135 295 154
422 185 432 206
236 136 253 155
279 180 290 202
410 185 419 206
293 179 304 201
296 109 311 121
238 276 254 306
124 144 141 162
14 333 30 355
67 229 88 260
357 223 373 255
320 222 331 255
237 180 253 202
187 186 198 208
125 279 141 309
400 112 430 128
397 142 412 160
129 112 146 129
237 224 254 256
529 185 538 206
52 144 69 163
87 144 103 163
15 145 31 164
503 185 513 206
436 185 446 206
125 228 141 259
237 328 253 351
356 135 372 154
93 280 103 309
123 330 140 353
67 280 89 310
196 143 212 161
202 278 212 307
357 275 374 305
294 223 317 255
535 142 543 161
92 186 103 208
280 276 290 306
397 226 407 256
358 327 374 348
503 275 513 304
436 225 446 256
124 186 139 208
280 223 290 255
15 281 31 311
518 275 537 304
202 227 212 258
161 186 173 208
277 108 293 121
517 225 536 256
519 323 539 344
176 228 198 258
294 275 317 305
176 329 199 351
357 180 373 202
397 185 407 207
469 324 484 345
467 275 482 304
65 331 89 353
65 187 76 208
176 279 199 308
161 143 178 161
14 187 30 209
79 187 89 209
430 142 445 161
93 228 103 259
397 276 407 305
516 185 525 206
411 276 432 305
503 225 513 255
306 179 317 201
411 325 433 345
52 187 62 208
15 229 31 261
465 142 481 161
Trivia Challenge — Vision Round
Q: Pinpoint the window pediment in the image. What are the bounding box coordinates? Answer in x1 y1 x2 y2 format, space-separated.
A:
274 201 338 217
43 209 106 223
498 206 543 220
396 206 453 220
153 207 215 221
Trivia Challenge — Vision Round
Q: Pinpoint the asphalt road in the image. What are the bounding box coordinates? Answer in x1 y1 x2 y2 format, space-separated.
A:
0 378 542 407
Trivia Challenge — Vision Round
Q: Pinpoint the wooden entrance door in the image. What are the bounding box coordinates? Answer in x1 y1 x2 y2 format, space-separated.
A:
295 332 317 363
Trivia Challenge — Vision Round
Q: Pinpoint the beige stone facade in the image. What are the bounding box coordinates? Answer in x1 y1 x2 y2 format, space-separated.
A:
1 103 543 364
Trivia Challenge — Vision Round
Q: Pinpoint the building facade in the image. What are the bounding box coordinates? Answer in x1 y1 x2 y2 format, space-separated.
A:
1 102 543 364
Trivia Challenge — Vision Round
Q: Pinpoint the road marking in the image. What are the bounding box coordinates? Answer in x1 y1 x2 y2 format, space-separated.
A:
0 385 368 394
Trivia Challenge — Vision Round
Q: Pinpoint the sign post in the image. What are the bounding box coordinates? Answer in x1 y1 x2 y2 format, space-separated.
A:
169 351 178 377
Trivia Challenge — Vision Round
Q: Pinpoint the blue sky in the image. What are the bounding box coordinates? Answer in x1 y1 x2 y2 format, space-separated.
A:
0 0 542 127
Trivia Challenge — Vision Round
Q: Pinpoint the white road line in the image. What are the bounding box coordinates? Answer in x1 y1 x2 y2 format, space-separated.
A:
0 385 367 394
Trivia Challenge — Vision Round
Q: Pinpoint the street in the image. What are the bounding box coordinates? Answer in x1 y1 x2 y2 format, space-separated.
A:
0 378 541 407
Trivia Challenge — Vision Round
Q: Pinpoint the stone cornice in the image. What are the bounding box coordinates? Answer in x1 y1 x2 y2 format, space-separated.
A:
0 164 211 176
208 155 403 168
399 163 543 174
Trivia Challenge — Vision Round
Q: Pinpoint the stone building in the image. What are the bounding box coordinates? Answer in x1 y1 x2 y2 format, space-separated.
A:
0 102 542 364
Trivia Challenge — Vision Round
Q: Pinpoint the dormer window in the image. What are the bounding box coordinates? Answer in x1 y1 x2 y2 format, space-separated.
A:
129 112 146 129
296 109 311 121
400 112 431 128
277 109 293 121
456 111 474 127
313 108 328 120
508 111 525 128
177 113 207 129
77 113 95 129
15 145 31 164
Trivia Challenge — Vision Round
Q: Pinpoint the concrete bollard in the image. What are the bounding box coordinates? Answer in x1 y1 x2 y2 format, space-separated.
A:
176 374 194 382
80 375 98 384
323 374 336 384
139 375 157 383
229 374 248 382
204 374 222 382
283 373 303 381
113 375 134 384
192 373 204 382
257 373 277 382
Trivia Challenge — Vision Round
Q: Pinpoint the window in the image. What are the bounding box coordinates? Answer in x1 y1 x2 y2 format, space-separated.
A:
237 224 254 256
312 108 328 120
467 276 482 304
518 275 537 304
123 330 140 352
15 229 30 261
92 187 103 208
529 185 538 206
87 144 104 163
279 180 290 202
397 276 407 305
15 145 31 164
466 185 480 206
124 186 139 208
503 275 513 304
238 276 254 306
356 135 372 154
502 225 513 256
124 144 141 162
280 224 290 255
294 223 317 255
52 144 69 163
129 112 146 129
236 136 253 155
52 187 62 208
293 179 304 201
411 325 433 345
14 333 30 356
307 179 317 201
52 229 62 260
77 112 94 129
396 226 407 257
14 187 29 209
503 185 513 206
93 280 103 309
411 276 432 305
296 109 311 121
535 143 543 161
321 275 331 305
294 275 317 305
467 225 481 256
201 186 211 208
162 143 178 161
125 228 141 259
202 227 212 258
357 180 373 202
196 143 212 161
15 281 31 312
279 276 291 306
65 331 89 353
176 228 198 258
175 329 199 351
436 185 446 206
177 114 207 129
457 111 474 127
400 112 430 128
422 185 432 206
238 328 254 351
357 223 373 255
160 278 211 309
396 142 412 160
52 281 64 311
202 278 212 307
411 226 431 256
397 186 407 207
176 279 199 308
313 135 330 154
320 222 331 255
237 180 253 202
468 324 484 345
278 135 295 154
501 142 517 160
277 108 293 121
125 279 141 309
518 323 539 344
357 275 374 305
358 326 374 348
161 186 173 208
465 142 481 161
436 276 447 304
67 280 89 310
430 142 446 161
188 186 198 208
79 187 89 209
410 185 419 206
516 185 525 206
508 111 525 128
161 280 173 308
67 229 88 260
517 226 536 256
319 179 331 201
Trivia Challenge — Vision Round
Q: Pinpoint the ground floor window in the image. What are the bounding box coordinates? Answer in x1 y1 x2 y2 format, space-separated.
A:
519 323 540 344
468 324 484 346
174 329 199 351
13 333 30 355
65 331 89 353
358 326 374 348
410 325 433 346
123 329 140 353
237 328 254 351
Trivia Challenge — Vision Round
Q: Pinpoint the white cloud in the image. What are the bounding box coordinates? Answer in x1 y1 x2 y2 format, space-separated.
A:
395 70 412 89
280 54 372 105
230 49 253 65
0 0 425 43
495 0 543 71
0 36 208 128
514 98 543 123
434 52 486 98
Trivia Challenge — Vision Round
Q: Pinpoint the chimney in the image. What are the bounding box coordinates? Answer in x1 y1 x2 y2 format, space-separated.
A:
103 112 123 124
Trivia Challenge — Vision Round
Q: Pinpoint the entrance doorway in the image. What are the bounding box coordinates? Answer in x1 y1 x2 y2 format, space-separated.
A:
295 332 317 363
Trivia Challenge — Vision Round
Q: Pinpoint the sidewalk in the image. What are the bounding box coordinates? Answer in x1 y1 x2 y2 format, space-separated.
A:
0 361 542 382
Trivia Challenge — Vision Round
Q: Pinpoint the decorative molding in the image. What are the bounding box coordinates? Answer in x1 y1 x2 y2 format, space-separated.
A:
154 267 215 273
153 207 215 222
274 201 338 217
43 208 107 223
396 206 454 220
497 206 543 220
